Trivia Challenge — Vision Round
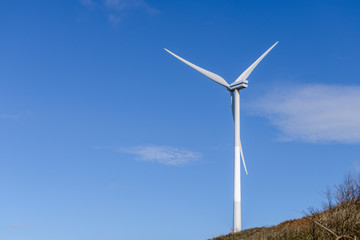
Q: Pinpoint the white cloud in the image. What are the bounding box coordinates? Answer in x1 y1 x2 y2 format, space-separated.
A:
80 0 159 25
108 14 122 25
107 183 128 190
116 145 202 166
352 162 360 173
0 114 21 120
104 0 159 14
104 0 132 11
250 84 360 143
8 222 33 229
0 111 31 120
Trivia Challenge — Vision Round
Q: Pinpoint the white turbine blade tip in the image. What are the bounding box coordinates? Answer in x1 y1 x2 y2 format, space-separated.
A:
231 41 279 86
239 141 248 175
164 48 230 88
242 153 248 175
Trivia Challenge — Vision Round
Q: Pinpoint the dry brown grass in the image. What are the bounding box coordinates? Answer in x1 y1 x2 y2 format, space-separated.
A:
210 172 360 240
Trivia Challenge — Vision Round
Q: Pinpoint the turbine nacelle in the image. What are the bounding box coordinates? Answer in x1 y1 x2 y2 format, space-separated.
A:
165 42 278 176
164 41 278 91
228 80 248 91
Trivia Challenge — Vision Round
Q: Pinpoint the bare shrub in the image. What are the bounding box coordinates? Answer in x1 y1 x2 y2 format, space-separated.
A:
306 172 360 239
210 172 360 240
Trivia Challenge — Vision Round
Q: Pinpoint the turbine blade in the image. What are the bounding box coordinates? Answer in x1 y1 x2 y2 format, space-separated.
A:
164 48 230 88
231 41 278 85
240 140 248 175
230 91 235 121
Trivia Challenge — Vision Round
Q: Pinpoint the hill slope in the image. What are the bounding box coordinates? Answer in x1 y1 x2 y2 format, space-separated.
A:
211 173 360 240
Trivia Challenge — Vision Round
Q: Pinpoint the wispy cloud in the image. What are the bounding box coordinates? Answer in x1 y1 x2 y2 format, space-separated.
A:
0 111 31 120
106 182 128 190
104 0 159 14
100 145 202 166
250 84 360 143
108 14 122 25
352 162 360 173
80 0 159 25
0 114 21 120
8 222 33 229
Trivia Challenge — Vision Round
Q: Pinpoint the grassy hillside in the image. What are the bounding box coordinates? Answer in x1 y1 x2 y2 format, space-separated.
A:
211 172 360 240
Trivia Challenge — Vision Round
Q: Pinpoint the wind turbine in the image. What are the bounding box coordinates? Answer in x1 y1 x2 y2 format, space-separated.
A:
164 42 278 232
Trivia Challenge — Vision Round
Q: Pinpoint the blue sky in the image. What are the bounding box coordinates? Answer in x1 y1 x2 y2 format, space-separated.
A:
1 0 360 239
